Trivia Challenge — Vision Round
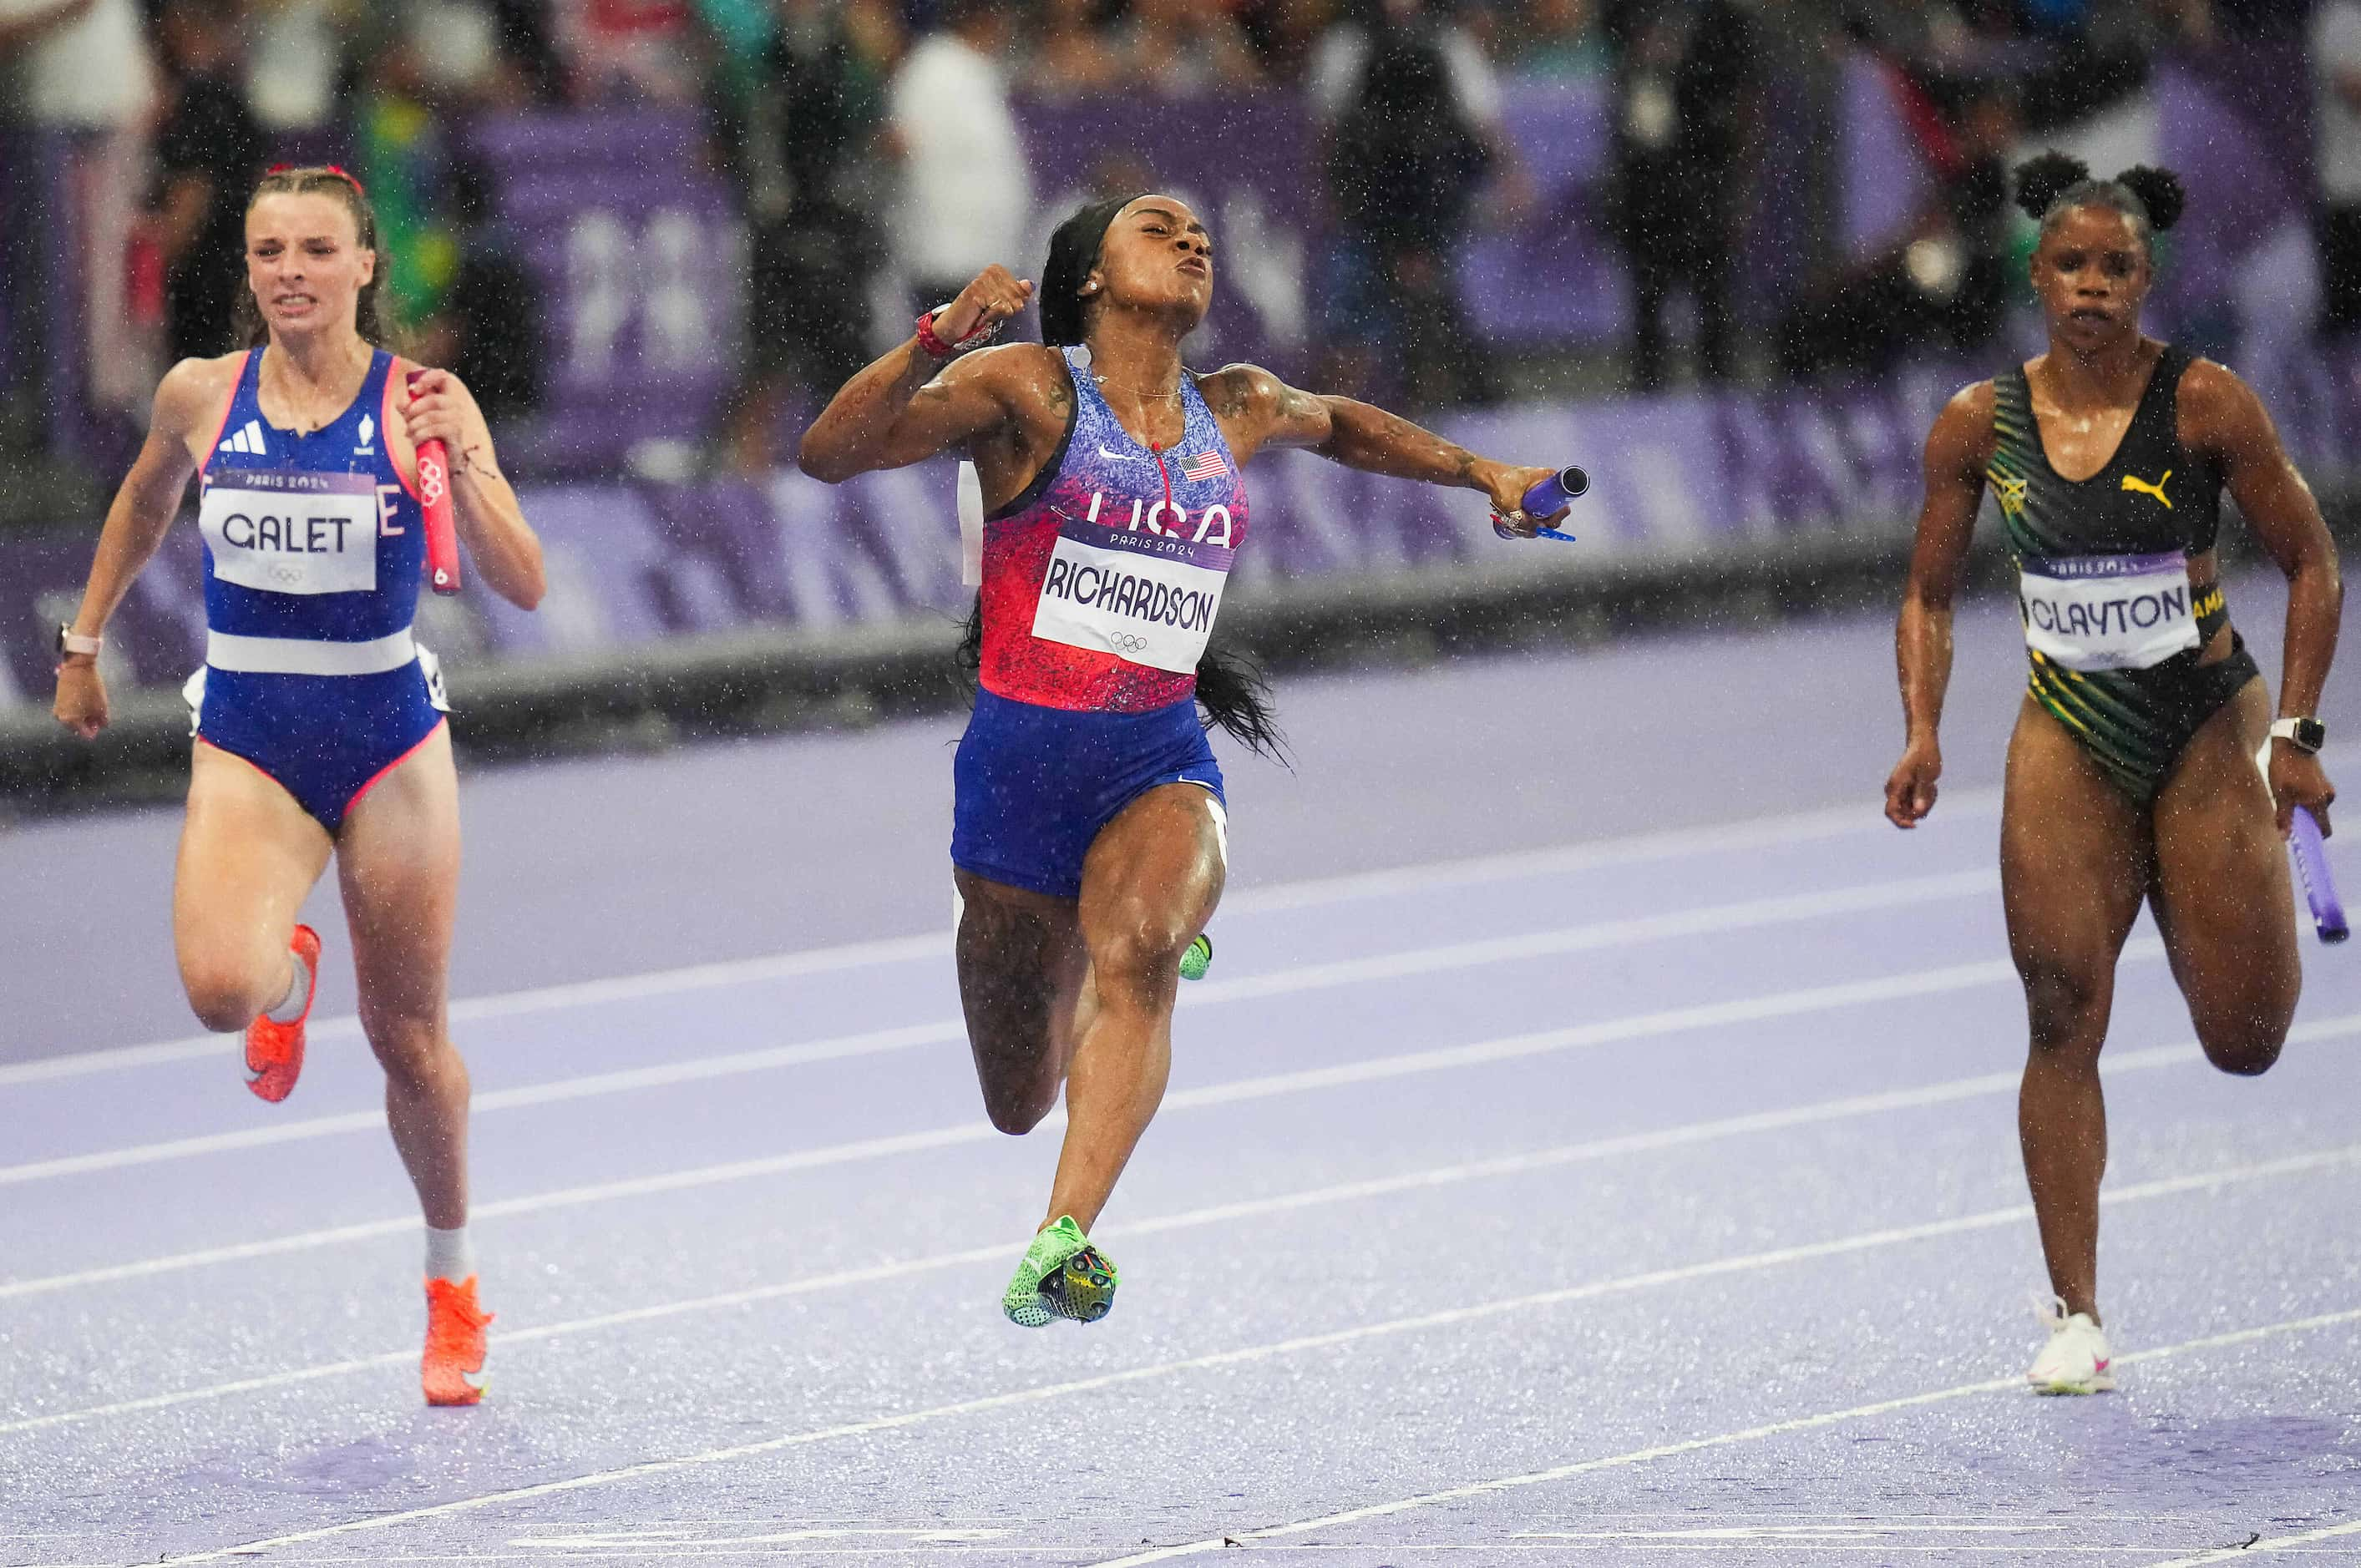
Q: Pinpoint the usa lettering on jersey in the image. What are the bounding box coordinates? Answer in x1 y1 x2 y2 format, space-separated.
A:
1031 487 1239 673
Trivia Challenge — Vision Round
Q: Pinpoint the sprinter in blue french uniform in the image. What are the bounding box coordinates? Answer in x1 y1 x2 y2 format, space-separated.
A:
52 165 545 1406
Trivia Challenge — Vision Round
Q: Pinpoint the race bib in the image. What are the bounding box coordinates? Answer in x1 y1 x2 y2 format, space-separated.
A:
1030 490 1237 674
199 469 381 596
2019 550 2201 671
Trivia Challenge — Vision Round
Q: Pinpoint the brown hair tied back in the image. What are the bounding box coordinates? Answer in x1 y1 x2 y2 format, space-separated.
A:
231 164 399 352
2012 150 2186 256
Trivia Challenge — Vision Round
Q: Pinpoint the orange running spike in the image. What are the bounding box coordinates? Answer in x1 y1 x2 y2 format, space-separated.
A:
423 1275 493 1406
243 923 321 1104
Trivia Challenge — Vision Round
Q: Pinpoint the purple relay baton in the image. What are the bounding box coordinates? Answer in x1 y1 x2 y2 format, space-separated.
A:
1492 465 1589 543
2292 806 2348 943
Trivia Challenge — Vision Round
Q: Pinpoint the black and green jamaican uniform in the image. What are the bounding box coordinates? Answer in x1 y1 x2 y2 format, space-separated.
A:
1986 344 2260 803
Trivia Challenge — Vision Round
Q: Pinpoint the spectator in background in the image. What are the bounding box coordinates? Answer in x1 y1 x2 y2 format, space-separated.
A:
1321 0 1502 409
725 0 901 470
1234 0 1330 78
1308 0 1497 130
1121 0 1264 94
242 0 352 133
1604 0 1758 392
1776 75 2015 377
490 0 565 100
888 0 1030 313
1026 0 1124 98
555 0 709 101
416 157 543 429
2318 0 2361 339
0 0 159 430
1512 0 1608 76
152 0 264 363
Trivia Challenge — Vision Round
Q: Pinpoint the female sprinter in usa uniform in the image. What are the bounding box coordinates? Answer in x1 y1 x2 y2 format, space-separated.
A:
1887 156 2340 1393
801 193 1567 1327
51 166 545 1404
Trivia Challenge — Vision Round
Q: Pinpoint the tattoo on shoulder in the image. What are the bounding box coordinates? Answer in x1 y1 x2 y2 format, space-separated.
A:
1203 371 1251 420
1046 377 1072 413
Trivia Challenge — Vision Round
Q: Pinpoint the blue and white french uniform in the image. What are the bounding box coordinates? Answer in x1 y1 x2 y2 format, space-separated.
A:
185 346 448 832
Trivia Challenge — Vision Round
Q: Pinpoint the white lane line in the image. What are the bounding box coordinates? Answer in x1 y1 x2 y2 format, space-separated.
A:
9 1024 2272 1436
2146 1520 2361 1566
149 1158 2361 1565
0 944 2100 1300
4 792 2001 1087
1085 1308 2361 1567
0 869 1999 1186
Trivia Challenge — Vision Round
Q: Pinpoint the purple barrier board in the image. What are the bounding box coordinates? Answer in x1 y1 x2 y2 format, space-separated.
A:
18 349 2361 719
464 112 747 474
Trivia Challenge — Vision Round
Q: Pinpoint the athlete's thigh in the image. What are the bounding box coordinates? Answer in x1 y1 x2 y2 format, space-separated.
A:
175 742 334 989
335 723 460 1036
2149 675 2298 1050
1999 697 2150 1034
955 867 1089 1083
1077 783 1225 977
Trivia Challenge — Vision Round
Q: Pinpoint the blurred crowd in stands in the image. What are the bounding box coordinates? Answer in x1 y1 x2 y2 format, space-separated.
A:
0 0 2353 494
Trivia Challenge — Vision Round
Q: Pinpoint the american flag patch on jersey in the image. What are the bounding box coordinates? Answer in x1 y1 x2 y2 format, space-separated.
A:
1179 451 1229 482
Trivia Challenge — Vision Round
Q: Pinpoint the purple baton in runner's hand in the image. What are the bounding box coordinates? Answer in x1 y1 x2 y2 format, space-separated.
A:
1493 465 1588 543
2292 806 2348 943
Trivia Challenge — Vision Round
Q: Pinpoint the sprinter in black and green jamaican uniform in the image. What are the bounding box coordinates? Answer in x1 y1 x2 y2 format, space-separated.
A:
1887 154 2342 1395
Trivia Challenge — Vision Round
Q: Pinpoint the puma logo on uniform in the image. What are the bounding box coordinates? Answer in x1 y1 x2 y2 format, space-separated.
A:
2121 470 2173 508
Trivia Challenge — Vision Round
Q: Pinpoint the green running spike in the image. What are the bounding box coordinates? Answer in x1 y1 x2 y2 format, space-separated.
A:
1001 1215 1120 1327
1179 933 1213 982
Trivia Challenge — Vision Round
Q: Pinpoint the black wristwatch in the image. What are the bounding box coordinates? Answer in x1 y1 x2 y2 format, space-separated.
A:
2271 716 2328 755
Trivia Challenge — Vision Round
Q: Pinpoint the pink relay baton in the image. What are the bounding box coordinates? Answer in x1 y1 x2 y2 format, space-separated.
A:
407 370 462 596
2292 806 2348 944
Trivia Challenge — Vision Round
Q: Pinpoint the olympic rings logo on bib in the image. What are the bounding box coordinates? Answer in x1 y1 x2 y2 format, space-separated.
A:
1031 487 1239 675
198 469 383 598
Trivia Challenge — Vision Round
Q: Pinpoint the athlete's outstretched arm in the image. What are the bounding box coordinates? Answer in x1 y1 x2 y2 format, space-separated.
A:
798 267 1040 482
2186 360 2342 832
52 360 215 738
1887 382 1993 829
1199 365 1563 529
401 366 545 610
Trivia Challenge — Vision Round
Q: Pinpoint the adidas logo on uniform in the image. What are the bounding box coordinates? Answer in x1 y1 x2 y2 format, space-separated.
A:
222 419 268 457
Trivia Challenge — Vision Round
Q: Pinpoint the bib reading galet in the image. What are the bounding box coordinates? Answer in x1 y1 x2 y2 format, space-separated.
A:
199 469 382 597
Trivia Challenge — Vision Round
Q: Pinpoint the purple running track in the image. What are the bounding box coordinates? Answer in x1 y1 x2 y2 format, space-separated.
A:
4 579 2361 1565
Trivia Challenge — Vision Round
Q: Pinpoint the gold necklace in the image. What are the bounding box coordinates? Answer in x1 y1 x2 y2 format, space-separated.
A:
1093 372 1184 403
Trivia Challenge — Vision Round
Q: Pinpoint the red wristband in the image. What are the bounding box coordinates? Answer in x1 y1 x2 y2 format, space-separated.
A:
915 310 957 359
916 305 1004 361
